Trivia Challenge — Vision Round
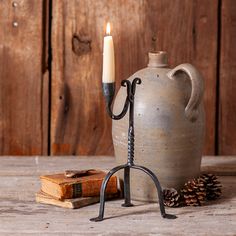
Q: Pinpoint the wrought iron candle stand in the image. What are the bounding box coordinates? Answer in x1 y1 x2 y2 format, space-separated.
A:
90 78 177 222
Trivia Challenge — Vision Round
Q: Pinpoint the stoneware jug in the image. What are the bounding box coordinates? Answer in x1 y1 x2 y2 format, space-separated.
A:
112 51 205 202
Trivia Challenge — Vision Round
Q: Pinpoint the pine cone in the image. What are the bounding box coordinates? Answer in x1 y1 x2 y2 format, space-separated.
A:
199 174 222 200
181 178 206 206
163 188 181 207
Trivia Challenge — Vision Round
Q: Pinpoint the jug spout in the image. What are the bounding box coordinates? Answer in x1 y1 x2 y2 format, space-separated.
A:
148 51 168 68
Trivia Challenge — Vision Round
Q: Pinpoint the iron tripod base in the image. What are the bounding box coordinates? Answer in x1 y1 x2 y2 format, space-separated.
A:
90 162 177 222
90 79 177 221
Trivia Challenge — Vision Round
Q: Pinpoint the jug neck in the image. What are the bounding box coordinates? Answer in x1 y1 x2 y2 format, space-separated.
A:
148 51 168 68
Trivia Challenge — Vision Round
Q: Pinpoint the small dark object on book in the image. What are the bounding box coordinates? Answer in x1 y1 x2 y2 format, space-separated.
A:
64 169 96 178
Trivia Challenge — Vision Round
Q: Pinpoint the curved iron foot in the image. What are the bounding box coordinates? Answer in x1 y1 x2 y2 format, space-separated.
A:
121 202 134 207
163 214 177 219
90 164 127 222
90 216 104 222
131 165 177 219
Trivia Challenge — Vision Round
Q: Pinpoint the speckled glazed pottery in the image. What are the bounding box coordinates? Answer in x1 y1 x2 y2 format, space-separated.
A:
112 51 205 202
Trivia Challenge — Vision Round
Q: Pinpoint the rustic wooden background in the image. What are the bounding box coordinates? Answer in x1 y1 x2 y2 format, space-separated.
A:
0 0 235 156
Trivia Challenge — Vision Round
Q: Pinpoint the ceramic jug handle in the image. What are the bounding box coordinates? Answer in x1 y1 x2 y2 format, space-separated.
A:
167 63 204 122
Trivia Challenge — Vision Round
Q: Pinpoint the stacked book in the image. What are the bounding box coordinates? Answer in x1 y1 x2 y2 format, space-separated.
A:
36 169 119 209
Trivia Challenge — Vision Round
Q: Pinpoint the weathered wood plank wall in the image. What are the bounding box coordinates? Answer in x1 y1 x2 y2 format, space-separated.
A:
0 0 49 155
51 0 218 155
218 0 236 154
0 0 235 156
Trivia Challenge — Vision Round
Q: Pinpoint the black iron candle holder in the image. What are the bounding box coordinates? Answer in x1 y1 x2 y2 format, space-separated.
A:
90 78 177 222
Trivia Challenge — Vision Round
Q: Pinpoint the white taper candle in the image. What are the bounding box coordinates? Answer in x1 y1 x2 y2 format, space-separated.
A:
102 22 115 83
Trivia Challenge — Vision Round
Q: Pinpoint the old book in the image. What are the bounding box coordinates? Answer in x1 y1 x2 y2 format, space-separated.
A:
40 169 118 200
35 191 118 209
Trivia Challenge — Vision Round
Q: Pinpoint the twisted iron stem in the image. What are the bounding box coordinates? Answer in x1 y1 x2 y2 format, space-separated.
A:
127 125 134 165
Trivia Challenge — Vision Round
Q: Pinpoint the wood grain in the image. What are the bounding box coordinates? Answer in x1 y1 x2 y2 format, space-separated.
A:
51 0 218 155
0 0 49 155
0 156 235 235
218 0 236 154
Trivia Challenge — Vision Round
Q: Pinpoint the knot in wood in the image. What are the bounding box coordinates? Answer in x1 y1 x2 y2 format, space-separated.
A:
72 34 91 56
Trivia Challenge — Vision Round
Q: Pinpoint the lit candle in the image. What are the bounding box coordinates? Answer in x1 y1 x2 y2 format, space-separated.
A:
102 22 115 83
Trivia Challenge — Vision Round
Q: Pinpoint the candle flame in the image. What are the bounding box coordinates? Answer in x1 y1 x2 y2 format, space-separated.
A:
106 22 111 35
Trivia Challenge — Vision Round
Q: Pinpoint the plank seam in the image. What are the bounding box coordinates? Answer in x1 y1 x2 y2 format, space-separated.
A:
215 0 222 155
48 0 53 155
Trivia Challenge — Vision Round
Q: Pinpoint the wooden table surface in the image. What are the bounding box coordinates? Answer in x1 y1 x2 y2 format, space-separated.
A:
0 156 235 236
